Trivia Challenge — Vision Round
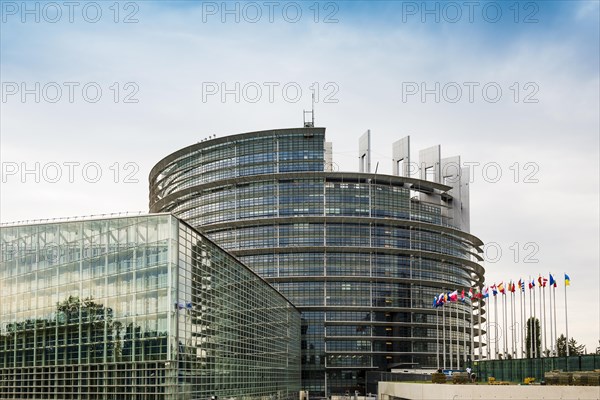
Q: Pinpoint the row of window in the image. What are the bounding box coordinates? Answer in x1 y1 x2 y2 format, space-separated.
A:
1 216 301 398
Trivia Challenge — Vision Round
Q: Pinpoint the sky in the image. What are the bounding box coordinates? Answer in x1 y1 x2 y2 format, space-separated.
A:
1 1 599 352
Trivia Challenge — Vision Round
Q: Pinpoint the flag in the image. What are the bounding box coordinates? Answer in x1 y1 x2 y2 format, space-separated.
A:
529 279 535 289
175 301 185 310
186 301 193 310
483 286 489 298
449 290 458 302
538 275 548 287
460 289 466 302
433 295 438 308
549 274 557 287
565 274 571 286
468 288 473 299
498 282 505 294
518 279 525 292
491 284 498 296
509 281 516 293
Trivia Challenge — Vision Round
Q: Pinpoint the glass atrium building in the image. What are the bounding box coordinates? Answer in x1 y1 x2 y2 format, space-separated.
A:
0 214 300 399
149 127 485 395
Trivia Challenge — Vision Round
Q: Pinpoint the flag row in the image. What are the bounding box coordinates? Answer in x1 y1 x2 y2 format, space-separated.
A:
433 289 474 308
488 273 571 295
432 273 571 308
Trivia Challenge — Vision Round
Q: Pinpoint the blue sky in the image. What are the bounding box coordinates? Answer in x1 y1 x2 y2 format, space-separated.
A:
1 1 599 351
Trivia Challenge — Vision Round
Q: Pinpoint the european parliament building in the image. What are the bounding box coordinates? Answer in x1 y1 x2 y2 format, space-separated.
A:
149 127 485 394
0 214 301 399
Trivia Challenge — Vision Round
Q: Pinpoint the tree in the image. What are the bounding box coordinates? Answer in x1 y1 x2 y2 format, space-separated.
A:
543 349 551 357
556 334 586 356
525 317 541 358
595 340 600 355
556 334 567 356
568 338 586 355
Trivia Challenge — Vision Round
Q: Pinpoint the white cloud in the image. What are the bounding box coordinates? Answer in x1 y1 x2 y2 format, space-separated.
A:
1 1 598 350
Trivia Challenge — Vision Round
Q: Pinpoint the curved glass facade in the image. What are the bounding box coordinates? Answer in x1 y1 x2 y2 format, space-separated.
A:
0 214 300 399
150 128 484 395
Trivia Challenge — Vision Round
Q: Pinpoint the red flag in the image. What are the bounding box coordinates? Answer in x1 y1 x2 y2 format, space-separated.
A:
449 290 458 302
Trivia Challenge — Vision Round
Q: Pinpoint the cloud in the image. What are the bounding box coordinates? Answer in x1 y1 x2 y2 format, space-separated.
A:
1 0 598 350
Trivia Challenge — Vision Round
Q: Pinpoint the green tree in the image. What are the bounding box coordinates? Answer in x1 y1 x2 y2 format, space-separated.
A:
556 334 586 356
556 334 567 356
543 349 551 357
595 340 600 355
568 338 586 355
525 317 541 358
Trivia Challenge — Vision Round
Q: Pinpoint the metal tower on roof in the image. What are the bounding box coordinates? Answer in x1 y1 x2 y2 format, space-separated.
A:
303 91 315 128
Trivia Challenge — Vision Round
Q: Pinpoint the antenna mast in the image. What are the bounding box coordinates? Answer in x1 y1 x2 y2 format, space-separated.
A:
303 90 315 127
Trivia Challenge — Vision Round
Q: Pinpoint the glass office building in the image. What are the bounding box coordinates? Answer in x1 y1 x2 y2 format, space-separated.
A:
0 214 301 399
149 127 485 395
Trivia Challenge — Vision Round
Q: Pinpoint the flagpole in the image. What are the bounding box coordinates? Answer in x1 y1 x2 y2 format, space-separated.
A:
528 277 532 358
477 294 482 361
520 282 524 359
529 279 533 358
553 282 558 357
443 300 446 368
500 291 505 358
436 307 440 370
542 281 547 356
456 303 460 370
564 275 569 357
486 295 490 360
548 274 553 356
538 283 543 357
532 279 537 358
504 293 513 358
464 300 468 364
450 300 453 370
499 290 503 358
470 297 474 364
503 292 508 359
494 294 498 359
510 289 515 358
515 290 519 358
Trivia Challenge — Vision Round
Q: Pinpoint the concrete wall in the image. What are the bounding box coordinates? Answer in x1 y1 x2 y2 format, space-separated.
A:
392 136 410 177
378 382 600 400
358 130 371 173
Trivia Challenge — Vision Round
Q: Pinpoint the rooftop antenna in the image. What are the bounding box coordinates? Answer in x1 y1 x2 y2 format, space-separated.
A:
303 90 315 128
